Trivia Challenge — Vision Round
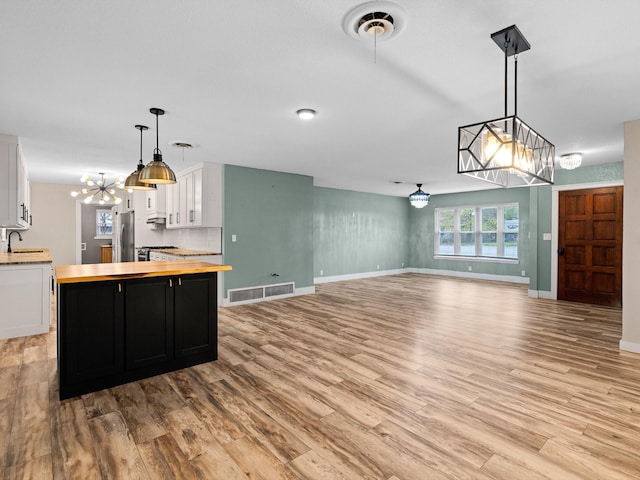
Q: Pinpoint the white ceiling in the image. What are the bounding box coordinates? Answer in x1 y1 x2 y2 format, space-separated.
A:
1 1 638 197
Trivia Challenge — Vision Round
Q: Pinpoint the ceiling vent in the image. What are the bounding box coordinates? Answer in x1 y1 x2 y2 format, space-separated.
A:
343 1 407 42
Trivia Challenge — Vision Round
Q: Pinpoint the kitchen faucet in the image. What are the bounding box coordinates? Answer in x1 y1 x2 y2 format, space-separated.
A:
7 231 23 253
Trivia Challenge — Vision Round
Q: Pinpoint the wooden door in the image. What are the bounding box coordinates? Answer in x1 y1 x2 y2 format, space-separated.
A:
558 186 623 307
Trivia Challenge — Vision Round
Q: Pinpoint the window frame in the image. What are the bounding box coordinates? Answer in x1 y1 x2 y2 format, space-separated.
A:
434 203 519 262
95 208 113 239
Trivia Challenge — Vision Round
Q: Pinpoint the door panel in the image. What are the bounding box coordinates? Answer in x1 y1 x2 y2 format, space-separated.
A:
558 186 622 307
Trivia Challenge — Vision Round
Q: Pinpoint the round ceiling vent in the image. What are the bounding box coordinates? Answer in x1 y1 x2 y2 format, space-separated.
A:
343 1 407 42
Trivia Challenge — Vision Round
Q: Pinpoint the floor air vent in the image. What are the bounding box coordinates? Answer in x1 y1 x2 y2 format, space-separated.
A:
228 282 295 305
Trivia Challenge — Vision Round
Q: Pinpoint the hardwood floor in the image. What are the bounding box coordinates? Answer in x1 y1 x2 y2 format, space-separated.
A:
1 273 639 479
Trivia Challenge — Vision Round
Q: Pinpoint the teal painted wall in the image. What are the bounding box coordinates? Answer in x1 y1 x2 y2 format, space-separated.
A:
313 187 409 277
409 187 531 277
220 162 622 298
223 165 314 296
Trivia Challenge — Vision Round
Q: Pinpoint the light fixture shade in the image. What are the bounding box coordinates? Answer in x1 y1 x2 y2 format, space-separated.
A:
139 107 177 184
409 184 430 208
139 154 177 184
559 153 582 170
125 161 156 190
296 108 316 120
458 115 555 187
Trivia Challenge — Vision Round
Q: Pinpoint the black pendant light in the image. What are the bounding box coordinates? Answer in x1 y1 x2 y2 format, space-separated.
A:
124 124 156 191
457 25 554 187
409 184 430 208
139 107 177 184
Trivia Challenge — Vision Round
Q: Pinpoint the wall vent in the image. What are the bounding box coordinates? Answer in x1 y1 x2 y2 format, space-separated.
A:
228 282 295 305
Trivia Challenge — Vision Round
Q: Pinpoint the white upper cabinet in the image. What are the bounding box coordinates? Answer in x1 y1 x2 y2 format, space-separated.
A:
166 162 222 229
0 134 31 230
145 185 166 221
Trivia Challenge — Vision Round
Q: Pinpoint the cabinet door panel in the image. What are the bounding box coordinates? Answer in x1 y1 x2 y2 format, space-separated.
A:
61 281 124 383
125 277 174 369
174 273 217 358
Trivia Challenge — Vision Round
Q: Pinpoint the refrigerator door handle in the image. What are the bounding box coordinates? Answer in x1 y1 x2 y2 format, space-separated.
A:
121 224 125 250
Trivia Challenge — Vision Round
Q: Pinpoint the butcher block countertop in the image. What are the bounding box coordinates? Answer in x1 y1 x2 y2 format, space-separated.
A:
55 260 232 284
0 248 52 265
153 248 222 256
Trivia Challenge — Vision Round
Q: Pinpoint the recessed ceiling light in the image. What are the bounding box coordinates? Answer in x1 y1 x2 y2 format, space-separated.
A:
296 109 316 120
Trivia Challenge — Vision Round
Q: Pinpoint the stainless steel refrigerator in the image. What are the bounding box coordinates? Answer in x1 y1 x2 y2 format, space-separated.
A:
113 210 135 262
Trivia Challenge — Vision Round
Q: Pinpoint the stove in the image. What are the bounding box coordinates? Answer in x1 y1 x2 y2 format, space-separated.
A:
137 246 177 261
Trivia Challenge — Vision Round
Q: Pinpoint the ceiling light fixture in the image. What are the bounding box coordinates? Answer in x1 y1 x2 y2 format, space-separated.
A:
409 184 430 208
124 124 156 191
71 173 124 205
559 153 583 170
139 107 177 184
458 25 555 187
296 109 316 120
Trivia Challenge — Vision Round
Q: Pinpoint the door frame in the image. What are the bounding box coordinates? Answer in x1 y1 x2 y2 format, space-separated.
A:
550 179 624 300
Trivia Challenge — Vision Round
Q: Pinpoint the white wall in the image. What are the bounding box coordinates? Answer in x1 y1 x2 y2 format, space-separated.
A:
622 119 640 353
25 183 77 266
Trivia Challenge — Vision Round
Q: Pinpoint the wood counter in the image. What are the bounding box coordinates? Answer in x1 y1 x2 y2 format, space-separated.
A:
55 260 232 284
0 248 52 265
56 260 232 399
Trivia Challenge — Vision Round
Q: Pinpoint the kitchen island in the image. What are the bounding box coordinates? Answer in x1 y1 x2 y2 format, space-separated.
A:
0 248 52 339
55 260 231 400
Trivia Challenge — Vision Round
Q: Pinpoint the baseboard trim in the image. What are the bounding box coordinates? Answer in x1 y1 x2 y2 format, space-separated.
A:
528 290 556 299
619 340 640 354
314 268 408 284
408 268 529 285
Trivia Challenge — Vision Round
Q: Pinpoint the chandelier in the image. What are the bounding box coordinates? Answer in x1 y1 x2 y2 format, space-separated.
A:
70 173 125 205
458 25 555 187
559 153 582 170
408 184 430 208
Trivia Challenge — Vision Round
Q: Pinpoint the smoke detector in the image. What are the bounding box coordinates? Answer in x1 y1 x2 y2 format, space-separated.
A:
343 1 407 42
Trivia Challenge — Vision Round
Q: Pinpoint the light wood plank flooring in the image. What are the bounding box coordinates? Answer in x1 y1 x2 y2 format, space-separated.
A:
1 273 639 479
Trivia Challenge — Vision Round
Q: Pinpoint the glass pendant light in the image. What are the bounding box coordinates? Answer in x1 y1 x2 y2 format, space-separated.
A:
139 107 177 184
409 184 430 208
559 153 582 170
124 124 156 191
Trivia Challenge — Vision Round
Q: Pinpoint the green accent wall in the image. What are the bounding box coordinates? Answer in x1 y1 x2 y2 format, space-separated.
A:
223 165 313 297
409 187 531 277
220 161 622 299
313 187 409 277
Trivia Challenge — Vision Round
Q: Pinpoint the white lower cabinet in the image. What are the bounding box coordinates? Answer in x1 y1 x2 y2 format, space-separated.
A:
0 263 52 339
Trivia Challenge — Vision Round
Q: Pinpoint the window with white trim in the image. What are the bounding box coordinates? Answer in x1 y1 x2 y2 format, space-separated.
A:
435 203 519 259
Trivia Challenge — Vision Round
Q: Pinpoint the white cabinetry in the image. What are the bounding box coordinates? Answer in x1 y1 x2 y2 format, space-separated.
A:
0 263 52 339
0 134 31 229
166 162 222 229
146 185 166 221
166 182 180 228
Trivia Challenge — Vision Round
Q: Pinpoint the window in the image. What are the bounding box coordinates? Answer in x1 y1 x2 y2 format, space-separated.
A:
435 203 519 259
96 209 113 237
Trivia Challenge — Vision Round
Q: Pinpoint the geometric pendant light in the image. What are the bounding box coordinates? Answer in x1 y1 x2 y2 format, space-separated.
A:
124 124 156 191
139 107 177 184
458 25 555 187
408 184 430 208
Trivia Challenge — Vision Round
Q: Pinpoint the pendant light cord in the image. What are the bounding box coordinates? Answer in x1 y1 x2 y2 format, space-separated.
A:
139 126 144 164
154 111 161 155
514 54 518 117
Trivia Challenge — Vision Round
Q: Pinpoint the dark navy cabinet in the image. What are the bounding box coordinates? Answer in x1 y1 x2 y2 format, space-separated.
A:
58 272 218 400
